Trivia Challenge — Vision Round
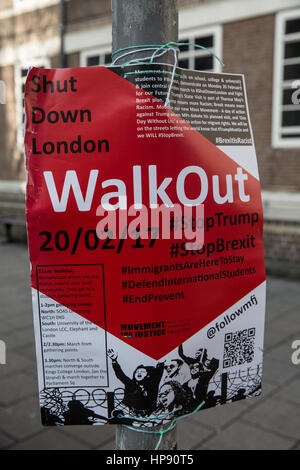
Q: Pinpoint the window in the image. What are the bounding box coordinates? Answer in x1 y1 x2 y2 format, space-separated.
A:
0 1 60 21
273 8 300 147
80 48 112 67
178 26 222 73
15 58 49 153
13 0 59 13
79 27 222 73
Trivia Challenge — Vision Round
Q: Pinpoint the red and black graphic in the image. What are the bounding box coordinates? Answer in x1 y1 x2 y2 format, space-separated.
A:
25 63 266 426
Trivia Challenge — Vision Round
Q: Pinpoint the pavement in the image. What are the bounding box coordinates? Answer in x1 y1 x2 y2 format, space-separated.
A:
0 241 300 450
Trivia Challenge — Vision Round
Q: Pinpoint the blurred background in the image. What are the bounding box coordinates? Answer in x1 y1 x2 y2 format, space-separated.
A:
0 0 300 450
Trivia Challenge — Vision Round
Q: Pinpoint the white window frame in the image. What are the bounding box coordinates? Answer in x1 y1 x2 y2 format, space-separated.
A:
15 57 50 153
80 46 112 67
178 25 223 73
78 25 222 73
13 0 59 14
272 8 300 148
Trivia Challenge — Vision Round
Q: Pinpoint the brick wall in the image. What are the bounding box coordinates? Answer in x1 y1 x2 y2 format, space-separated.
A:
222 15 300 277
223 15 300 192
0 0 299 278
0 0 12 11
66 0 111 24
264 221 300 278
0 6 59 42
50 52 80 68
0 3 300 192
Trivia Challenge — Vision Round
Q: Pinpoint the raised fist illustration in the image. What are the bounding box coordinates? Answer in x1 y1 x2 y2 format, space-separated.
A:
107 348 118 361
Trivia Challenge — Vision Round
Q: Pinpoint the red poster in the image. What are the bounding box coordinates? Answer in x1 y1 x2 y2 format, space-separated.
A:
25 64 266 428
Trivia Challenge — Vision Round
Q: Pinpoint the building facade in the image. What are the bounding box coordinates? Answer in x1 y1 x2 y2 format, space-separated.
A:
0 0 300 275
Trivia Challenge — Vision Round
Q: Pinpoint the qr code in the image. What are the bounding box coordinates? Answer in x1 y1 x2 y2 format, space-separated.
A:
223 328 255 368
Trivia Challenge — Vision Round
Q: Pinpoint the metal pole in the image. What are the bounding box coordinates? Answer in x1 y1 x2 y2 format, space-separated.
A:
112 0 178 62
112 0 178 451
60 0 66 68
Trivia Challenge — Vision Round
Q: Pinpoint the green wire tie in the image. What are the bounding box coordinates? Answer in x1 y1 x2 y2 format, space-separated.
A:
117 400 206 450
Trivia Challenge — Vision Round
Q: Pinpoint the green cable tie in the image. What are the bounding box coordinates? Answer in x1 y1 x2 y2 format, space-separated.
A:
111 42 224 67
118 400 206 451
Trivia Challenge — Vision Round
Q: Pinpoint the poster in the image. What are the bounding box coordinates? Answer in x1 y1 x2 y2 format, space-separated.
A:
24 63 266 427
